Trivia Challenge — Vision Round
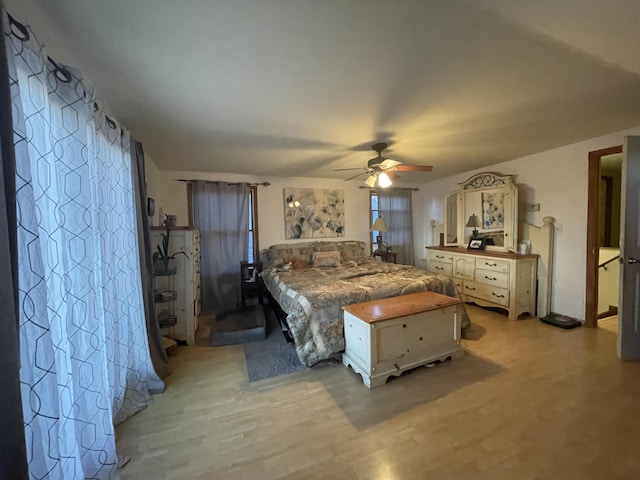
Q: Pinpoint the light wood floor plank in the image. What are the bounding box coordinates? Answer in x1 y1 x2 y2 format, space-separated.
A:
116 305 640 479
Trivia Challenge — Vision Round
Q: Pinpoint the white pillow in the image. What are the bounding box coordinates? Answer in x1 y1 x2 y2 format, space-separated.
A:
312 251 341 268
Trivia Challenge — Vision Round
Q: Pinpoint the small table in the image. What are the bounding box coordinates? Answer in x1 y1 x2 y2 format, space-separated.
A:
373 250 397 263
240 261 263 305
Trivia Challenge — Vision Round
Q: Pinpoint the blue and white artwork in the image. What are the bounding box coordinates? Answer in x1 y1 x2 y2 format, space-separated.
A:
284 188 345 239
482 192 505 230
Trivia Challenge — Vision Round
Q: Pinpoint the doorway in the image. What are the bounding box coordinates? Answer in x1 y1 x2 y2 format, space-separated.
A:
585 145 622 328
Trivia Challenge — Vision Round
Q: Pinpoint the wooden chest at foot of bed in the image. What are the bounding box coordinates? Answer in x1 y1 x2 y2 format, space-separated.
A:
341 291 464 389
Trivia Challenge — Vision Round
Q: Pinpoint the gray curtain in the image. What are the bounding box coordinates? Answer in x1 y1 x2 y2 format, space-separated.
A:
0 3 28 477
379 189 415 265
132 139 171 383
193 181 250 312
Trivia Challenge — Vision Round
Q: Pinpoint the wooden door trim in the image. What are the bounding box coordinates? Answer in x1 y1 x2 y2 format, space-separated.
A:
586 145 622 328
187 182 193 227
601 176 614 247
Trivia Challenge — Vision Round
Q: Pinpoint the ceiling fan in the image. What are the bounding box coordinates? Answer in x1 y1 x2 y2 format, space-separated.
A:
334 142 433 188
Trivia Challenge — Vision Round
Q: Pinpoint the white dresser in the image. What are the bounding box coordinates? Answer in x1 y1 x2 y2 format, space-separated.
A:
151 227 201 344
426 247 537 320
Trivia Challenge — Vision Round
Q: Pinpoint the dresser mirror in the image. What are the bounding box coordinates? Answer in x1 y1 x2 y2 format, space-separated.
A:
444 172 517 252
443 191 459 245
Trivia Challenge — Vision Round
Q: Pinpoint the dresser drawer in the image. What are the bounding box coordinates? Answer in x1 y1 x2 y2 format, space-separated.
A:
429 261 453 276
475 257 510 273
463 280 510 307
475 268 509 289
428 250 453 264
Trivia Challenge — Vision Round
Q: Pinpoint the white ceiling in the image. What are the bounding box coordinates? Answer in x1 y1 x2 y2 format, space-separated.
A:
10 0 640 182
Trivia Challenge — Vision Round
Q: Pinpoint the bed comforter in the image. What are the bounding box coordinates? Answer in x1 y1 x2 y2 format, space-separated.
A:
261 258 470 367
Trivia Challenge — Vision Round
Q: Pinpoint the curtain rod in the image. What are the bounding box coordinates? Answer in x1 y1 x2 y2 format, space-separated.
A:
359 186 419 191
175 179 270 186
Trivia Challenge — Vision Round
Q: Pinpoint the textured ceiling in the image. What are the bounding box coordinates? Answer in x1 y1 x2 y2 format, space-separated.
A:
9 0 640 182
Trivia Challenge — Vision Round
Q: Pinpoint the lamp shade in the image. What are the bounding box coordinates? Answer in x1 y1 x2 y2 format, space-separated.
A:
371 217 387 232
466 214 481 228
364 175 377 188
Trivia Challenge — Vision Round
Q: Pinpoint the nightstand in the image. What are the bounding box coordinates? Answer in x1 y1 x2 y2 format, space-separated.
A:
240 261 263 305
373 250 397 263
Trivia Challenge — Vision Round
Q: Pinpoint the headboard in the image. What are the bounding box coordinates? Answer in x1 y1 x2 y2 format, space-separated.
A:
259 240 368 269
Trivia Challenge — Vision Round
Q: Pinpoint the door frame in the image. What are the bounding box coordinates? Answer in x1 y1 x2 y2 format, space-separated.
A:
585 145 623 327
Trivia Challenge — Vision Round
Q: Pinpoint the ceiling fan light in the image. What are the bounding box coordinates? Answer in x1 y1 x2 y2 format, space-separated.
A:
378 172 392 188
364 175 377 188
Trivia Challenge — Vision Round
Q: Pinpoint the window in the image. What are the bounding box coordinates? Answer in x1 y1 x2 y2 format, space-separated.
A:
188 183 259 263
370 190 380 252
371 189 415 265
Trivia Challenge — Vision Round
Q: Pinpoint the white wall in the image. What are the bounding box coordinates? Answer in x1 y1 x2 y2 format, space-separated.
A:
154 170 378 249
417 125 640 321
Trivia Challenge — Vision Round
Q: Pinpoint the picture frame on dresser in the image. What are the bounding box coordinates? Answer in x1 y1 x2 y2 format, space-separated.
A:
467 238 486 250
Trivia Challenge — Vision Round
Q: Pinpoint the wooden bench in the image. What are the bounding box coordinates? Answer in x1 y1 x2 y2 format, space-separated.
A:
341 291 464 388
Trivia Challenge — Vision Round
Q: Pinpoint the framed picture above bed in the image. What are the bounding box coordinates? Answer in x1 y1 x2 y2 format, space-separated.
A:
283 188 345 239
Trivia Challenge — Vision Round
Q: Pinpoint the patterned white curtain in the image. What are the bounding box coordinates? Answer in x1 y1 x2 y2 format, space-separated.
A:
6 12 162 479
378 189 415 265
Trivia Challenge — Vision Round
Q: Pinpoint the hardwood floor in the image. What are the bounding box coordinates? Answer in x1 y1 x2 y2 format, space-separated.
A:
116 305 640 479
598 315 618 334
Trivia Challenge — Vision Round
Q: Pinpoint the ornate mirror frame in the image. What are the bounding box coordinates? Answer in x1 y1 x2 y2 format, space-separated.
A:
445 172 518 252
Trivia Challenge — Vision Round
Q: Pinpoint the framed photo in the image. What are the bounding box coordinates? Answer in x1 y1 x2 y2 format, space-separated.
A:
467 238 486 250
147 197 155 217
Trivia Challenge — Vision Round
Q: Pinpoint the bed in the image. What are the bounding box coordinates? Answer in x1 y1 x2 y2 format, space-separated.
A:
259 240 470 367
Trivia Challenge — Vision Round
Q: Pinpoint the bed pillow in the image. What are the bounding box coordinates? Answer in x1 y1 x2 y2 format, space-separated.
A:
312 251 341 268
261 245 313 268
336 241 368 262
314 243 338 252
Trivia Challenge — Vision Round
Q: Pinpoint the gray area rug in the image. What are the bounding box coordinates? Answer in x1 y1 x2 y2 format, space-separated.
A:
243 307 306 382
210 305 266 346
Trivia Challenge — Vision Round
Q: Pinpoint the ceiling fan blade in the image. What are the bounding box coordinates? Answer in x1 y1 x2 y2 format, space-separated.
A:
389 165 433 172
344 171 370 181
332 167 368 171
380 158 402 169
386 171 400 180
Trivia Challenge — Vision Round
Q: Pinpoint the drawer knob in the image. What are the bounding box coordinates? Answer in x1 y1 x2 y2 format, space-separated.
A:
492 293 505 298
485 275 497 281
485 262 498 267
466 286 476 291
436 266 444 271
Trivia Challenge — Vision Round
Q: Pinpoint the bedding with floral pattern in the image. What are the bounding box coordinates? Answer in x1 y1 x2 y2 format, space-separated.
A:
260 240 470 367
